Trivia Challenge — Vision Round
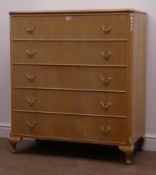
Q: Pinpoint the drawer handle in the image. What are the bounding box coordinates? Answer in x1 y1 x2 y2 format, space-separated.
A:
25 74 36 81
26 97 36 106
100 101 112 110
100 51 112 60
26 121 37 130
25 50 37 58
100 25 112 33
100 76 112 85
99 126 111 135
26 26 36 34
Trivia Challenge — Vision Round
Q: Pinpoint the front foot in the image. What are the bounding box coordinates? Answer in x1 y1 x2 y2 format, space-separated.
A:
9 136 22 153
119 145 134 164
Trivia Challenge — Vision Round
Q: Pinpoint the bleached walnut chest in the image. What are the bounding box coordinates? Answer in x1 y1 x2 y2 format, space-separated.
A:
10 9 147 164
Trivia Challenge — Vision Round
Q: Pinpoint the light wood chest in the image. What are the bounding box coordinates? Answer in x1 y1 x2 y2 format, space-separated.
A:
10 9 147 164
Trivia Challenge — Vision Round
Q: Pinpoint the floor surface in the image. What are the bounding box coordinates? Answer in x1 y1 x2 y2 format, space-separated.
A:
0 138 156 175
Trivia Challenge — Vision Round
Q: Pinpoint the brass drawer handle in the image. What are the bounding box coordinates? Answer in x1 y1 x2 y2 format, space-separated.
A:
26 97 36 106
100 76 112 85
99 126 111 135
26 26 36 34
25 50 37 58
100 25 112 33
100 51 112 60
25 74 36 81
100 101 112 111
26 121 37 130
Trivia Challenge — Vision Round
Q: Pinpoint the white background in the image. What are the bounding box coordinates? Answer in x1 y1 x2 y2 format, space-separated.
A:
0 0 156 149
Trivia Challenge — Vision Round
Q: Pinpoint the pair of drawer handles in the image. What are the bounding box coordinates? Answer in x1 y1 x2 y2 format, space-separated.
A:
26 97 112 111
26 25 112 34
25 73 112 86
25 120 111 136
25 50 112 60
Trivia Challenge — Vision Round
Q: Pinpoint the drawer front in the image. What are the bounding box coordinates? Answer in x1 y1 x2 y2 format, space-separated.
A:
13 89 127 116
12 112 128 144
13 65 127 91
12 42 127 65
11 14 129 39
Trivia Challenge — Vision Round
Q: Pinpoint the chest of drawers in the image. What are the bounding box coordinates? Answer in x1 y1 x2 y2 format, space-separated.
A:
9 9 147 164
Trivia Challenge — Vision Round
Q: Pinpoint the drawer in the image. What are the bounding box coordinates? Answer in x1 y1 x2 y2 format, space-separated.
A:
13 65 127 91
13 89 127 116
11 14 129 39
12 112 128 144
12 42 127 65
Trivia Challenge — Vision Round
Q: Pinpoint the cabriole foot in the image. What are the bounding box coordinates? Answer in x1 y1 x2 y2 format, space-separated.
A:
119 145 134 165
9 136 22 153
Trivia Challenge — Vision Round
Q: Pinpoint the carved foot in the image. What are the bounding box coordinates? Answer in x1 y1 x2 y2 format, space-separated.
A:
9 136 22 153
119 145 134 165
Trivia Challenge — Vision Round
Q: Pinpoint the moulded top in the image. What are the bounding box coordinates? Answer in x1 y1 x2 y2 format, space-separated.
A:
9 9 146 15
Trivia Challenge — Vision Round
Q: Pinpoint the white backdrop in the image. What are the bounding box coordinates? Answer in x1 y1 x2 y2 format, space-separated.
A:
0 0 156 150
